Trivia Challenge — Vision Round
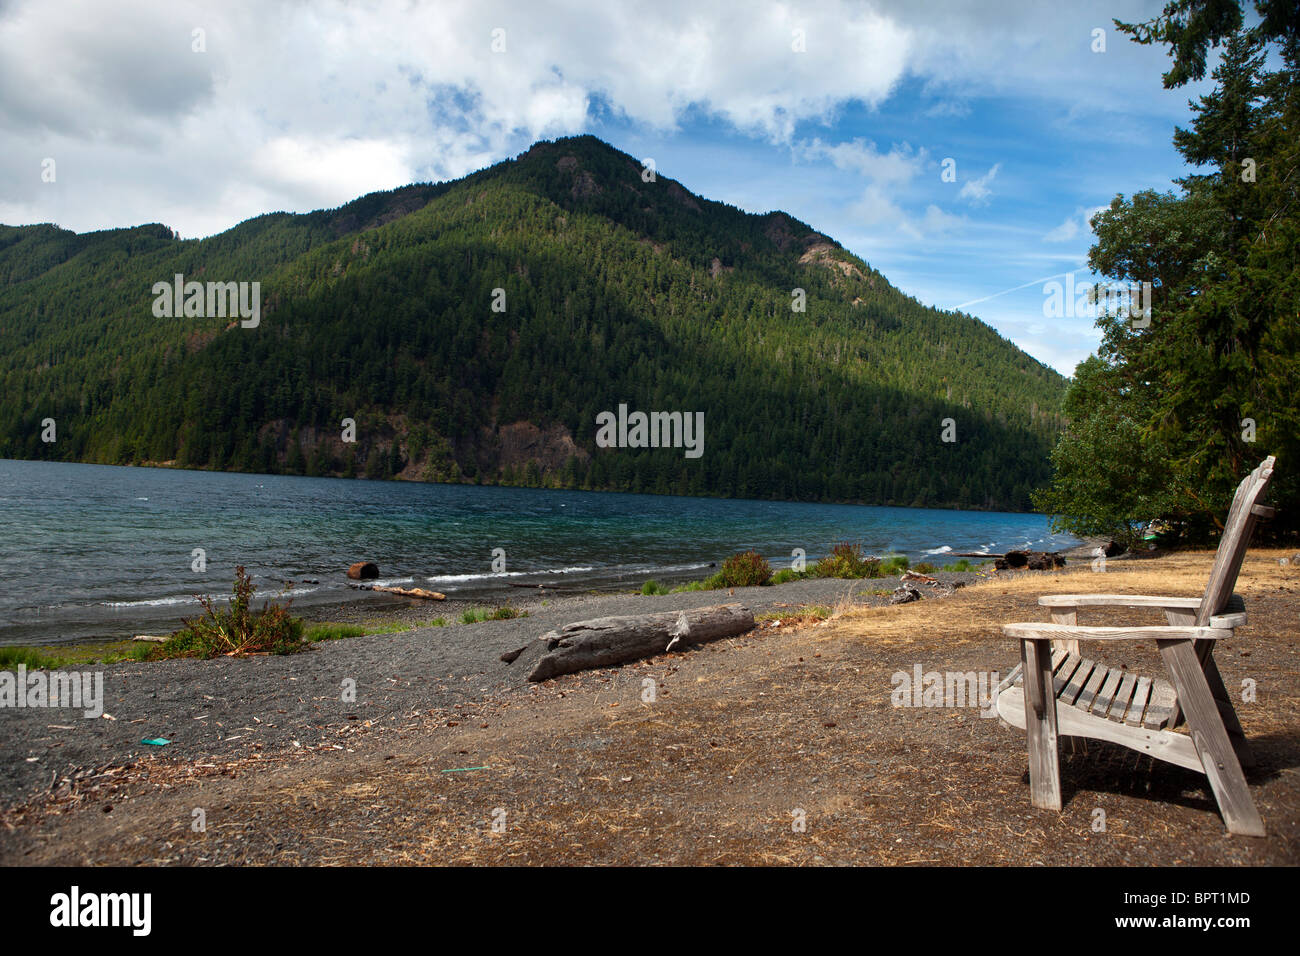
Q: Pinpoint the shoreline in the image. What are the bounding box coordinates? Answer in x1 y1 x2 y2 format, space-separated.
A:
2 537 1118 659
0 569 986 806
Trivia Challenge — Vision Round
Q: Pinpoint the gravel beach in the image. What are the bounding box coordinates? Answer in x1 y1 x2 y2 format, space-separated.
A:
0 571 982 805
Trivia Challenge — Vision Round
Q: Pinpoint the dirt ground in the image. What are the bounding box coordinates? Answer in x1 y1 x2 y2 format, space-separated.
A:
2 549 1297 865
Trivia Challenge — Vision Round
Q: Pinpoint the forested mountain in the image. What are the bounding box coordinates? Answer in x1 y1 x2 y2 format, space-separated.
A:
0 136 1065 510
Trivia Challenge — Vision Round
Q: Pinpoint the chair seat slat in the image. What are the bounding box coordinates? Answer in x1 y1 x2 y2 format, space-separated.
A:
1091 667 1126 716
1124 675 1153 726
1143 679 1178 730
1109 670 1139 722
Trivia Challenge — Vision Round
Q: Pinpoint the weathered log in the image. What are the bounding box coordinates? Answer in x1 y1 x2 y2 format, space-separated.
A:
514 603 755 682
348 561 379 580
351 583 445 600
901 569 939 583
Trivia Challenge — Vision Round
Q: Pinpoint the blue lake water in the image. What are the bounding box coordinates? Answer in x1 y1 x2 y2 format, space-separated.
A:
0 459 1078 645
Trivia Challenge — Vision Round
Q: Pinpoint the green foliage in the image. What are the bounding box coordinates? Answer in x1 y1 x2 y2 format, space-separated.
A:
640 579 670 595
0 137 1064 511
1037 20 1299 540
150 566 307 659
1114 0 1296 88
717 551 772 587
813 542 881 579
771 567 811 584
912 561 938 573
0 646 66 670
879 555 910 576
304 623 367 641
941 558 974 572
460 606 526 624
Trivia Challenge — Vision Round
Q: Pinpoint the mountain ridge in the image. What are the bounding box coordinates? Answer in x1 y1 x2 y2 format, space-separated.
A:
0 135 1065 510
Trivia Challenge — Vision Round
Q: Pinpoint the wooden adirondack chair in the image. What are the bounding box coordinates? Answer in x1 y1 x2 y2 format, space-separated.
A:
995 456 1277 836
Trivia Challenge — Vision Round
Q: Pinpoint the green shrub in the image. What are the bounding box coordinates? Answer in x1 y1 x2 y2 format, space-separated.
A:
814 542 881 579
941 558 974 572
771 568 798 584
641 579 670 595
913 561 938 574
880 554 910 575
717 551 772 587
150 567 306 659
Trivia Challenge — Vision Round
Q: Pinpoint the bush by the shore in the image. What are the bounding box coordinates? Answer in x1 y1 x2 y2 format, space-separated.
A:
146 567 308 660
650 543 972 595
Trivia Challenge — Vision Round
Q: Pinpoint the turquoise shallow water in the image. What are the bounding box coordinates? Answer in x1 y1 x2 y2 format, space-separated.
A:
0 458 1078 644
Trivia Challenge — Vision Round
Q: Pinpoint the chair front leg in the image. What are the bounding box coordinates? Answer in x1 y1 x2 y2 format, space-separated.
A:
1021 638 1062 811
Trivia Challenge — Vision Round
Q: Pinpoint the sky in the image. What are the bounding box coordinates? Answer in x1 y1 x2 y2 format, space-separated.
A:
0 0 1220 375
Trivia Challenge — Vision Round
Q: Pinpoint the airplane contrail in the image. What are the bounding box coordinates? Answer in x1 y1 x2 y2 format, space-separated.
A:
956 267 1091 310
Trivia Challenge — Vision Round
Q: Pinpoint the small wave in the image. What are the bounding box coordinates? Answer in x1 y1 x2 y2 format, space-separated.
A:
373 577 414 587
924 545 953 555
105 595 196 608
637 562 712 574
427 566 595 584
134 497 149 501
104 582 322 608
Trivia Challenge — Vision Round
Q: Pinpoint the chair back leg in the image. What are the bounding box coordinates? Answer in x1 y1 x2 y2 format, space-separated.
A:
1158 639 1265 836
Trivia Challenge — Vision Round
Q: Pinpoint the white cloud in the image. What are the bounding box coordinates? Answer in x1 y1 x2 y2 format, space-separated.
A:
798 137 926 185
918 203 965 235
0 0 917 235
1044 204 1108 242
958 162 1001 205
1044 214 1080 242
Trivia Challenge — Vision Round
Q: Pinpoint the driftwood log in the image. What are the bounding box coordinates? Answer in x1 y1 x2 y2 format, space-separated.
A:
347 561 380 580
350 583 446 600
994 550 1066 571
506 603 755 682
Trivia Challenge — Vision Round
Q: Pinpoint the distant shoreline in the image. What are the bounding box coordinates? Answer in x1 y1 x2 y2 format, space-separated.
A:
0 456 1049 515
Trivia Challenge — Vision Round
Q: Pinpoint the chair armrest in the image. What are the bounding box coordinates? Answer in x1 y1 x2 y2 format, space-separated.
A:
1038 594 1201 609
1004 623 1221 642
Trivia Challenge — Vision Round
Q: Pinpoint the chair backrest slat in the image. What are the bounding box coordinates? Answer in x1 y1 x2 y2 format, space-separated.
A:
1196 456 1276 625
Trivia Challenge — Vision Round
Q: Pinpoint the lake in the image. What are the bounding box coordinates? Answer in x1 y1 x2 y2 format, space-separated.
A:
0 459 1079 645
